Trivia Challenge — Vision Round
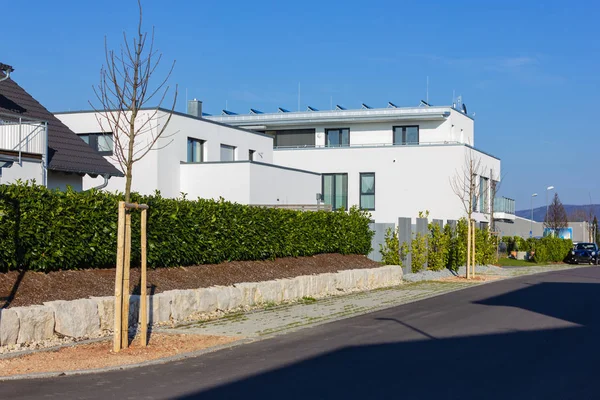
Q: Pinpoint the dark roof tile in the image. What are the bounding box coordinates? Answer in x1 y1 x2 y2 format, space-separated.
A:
0 72 122 177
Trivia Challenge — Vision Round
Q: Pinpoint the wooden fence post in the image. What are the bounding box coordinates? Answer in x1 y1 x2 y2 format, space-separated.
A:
472 220 476 277
113 202 126 352
466 219 471 280
121 211 132 349
140 208 148 347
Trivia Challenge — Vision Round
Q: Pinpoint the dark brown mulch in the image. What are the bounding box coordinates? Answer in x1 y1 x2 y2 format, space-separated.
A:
0 254 381 309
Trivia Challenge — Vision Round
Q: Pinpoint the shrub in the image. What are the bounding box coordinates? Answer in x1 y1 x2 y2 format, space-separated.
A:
411 232 428 273
428 222 450 271
0 182 374 272
532 237 572 263
380 227 400 266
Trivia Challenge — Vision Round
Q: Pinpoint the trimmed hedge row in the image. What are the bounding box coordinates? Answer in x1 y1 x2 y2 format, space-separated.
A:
0 183 373 272
501 236 573 263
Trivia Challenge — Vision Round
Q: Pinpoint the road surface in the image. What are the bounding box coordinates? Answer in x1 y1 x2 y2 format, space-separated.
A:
3 266 599 399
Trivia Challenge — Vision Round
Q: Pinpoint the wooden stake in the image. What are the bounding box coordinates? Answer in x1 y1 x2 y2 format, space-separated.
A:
466 219 471 280
472 220 476 278
140 208 148 347
121 211 132 349
113 202 126 353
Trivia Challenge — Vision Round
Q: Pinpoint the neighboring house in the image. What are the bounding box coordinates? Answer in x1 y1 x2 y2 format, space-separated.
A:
55 101 321 205
207 102 515 224
0 63 122 190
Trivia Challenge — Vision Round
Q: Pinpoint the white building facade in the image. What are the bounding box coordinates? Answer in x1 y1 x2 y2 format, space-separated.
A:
55 106 321 205
208 104 512 224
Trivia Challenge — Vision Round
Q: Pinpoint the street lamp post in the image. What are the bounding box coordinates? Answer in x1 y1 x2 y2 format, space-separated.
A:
531 193 538 237
546 186 555 236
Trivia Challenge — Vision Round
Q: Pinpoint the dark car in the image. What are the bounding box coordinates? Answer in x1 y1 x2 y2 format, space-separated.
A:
566 242 599 264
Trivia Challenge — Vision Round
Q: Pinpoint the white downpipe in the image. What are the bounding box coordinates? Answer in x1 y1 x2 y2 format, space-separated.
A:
0 68 10 82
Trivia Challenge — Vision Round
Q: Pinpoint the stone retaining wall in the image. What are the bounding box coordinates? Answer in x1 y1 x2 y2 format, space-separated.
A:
0 265 402 347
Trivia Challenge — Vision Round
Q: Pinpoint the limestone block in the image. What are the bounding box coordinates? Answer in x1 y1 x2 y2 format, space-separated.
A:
13 305 55 344
214 286 232 311
0 308 19 346
150 292 173 324
281 278 300 301
45 299 100 338
128 295 141 327
90 296 114 331
227 286 244 310
235 282 257 306
352 269 369 290
171 290 199 321
197 287 218 314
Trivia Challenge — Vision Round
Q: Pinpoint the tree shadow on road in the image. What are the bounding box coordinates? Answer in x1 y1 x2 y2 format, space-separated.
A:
177 279 600 400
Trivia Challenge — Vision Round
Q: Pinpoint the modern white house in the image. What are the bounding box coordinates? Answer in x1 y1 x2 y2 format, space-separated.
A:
55 101 321 205
207 102 514 224
0 62 122 190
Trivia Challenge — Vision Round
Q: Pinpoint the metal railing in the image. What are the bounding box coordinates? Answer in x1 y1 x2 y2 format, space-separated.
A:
0 113 48 157
252 204 333 212
274 141 464 150
494 197 515 215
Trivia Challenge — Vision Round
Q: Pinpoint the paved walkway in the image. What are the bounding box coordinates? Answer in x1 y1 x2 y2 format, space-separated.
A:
165 264 583 339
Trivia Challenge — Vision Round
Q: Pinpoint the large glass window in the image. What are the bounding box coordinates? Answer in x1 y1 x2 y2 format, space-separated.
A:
325 128 350 147
360 173 375 210
393 126 419 145
78 132 114 155
187 138 205 162
322 173 348 210
220 144 236 161
480 176 489 213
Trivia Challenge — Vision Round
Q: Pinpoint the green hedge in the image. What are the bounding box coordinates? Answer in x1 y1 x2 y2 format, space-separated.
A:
500 236 572 263
0 183 373 272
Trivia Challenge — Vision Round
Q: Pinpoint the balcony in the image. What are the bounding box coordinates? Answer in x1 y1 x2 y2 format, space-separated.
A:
0 113 48 162
493 197 515 222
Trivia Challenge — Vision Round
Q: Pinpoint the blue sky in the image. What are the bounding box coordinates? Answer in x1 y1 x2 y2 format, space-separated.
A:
3 0 600 209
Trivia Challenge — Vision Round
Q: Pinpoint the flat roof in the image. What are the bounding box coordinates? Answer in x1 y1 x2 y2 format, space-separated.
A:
205 105 472 127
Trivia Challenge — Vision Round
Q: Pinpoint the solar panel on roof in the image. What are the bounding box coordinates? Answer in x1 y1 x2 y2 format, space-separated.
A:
222 110 238 115
335 105 346 110
250 108 263 114
307 106 318 111
388 102 398 108
361 103 372 109
202 112 212 117
278 107 290 113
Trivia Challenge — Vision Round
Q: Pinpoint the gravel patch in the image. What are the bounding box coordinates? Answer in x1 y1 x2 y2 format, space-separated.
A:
403 265 508 282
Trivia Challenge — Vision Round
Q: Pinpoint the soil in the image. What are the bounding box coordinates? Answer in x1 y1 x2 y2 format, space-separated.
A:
436 275 503 283
0 333 238 377
0 254 380 309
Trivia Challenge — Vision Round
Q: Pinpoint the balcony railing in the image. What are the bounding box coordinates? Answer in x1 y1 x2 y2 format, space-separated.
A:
274 141 463 150
494 197 515 215
0 113 48 157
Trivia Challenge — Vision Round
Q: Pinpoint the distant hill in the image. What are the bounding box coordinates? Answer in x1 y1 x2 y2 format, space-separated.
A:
515 204 600 222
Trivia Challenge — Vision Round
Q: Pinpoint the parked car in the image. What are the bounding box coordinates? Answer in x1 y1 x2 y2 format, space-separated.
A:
566 242 599 265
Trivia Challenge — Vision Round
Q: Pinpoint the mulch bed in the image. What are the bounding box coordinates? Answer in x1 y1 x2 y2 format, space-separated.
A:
0 254 380 309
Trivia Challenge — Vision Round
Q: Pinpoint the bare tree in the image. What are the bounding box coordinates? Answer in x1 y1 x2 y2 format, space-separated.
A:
450 149 482 279
91 0 178 202
568 209 588 222
487 168 503 232
450 149 482 222
545 192 568 236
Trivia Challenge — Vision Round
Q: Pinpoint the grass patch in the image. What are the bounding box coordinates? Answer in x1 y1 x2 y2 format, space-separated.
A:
300 296 317 304
495 257 540 267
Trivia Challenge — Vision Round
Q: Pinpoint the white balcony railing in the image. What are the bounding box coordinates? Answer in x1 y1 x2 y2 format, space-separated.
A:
0 114 48 157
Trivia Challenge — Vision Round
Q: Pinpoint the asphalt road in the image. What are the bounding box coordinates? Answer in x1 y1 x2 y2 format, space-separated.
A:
3 267 600 400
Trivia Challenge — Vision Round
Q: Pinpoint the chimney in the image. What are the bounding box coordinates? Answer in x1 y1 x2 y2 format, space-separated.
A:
187 99 203 118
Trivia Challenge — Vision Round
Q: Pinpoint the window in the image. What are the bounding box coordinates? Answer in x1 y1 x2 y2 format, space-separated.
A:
220 144 236 161
271 129 316 147
479 176 489 213
187 138 205 162
325 128 350 147
393 126 419 145
249 149 256 161
322 173 348 210
360 173 375 210
78 132 113 155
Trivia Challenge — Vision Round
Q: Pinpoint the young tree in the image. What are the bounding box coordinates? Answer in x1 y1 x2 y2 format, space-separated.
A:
545 193 568 236
593 215 599 244
450 149 482 278
91 0 178 202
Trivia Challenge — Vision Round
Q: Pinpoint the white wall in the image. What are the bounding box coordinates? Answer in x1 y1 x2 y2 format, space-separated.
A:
47 171 83 191
273 144 500 223
56 110 274 198
180 162 251 203
180 161 320 206
249 162 320 205
0 158 43 185
154 111 273 198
